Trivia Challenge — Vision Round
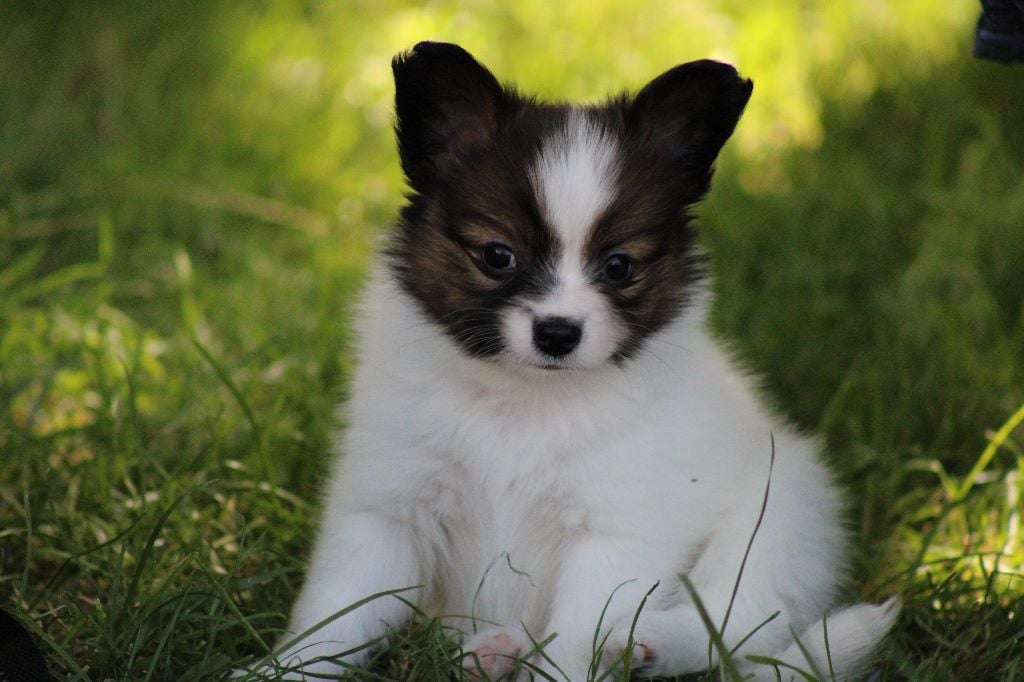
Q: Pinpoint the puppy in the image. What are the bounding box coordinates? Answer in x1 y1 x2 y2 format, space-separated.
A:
271 42 898 680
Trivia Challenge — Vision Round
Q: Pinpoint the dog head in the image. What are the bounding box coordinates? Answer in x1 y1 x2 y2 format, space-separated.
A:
387 42 751 371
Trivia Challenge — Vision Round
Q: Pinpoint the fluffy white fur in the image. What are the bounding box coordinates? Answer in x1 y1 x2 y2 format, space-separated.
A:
271 286 896 678
259 95 898 682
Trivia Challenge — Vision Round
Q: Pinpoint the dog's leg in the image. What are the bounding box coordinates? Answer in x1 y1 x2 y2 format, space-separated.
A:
528 535 666 681
270 510 422 678
595 501 807 679
599 485 895 681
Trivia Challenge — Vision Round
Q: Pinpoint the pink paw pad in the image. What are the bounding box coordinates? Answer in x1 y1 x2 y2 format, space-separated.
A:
463 628 526 680
603 633 656 673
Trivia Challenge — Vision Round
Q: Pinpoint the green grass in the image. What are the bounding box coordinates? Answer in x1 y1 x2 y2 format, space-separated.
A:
2 2 1023 680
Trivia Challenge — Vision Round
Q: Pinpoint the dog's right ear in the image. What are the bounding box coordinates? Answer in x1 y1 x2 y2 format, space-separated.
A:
392 42 506 189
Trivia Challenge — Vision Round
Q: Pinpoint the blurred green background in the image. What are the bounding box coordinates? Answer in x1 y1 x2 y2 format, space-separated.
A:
2 1 1023 679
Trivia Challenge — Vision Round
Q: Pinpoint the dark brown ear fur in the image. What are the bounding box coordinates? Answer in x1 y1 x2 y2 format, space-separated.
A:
392 42 509 189
627 59 752 195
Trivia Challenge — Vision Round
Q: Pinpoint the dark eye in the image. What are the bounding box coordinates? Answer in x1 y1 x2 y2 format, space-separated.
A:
602 253 634 284
482 242 517 275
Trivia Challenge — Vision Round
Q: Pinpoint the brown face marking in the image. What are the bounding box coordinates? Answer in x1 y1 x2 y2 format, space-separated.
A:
387 105 568 358
576 104 710 360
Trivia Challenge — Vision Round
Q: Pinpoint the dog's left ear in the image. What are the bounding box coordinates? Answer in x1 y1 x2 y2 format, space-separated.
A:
392 42 507 189
628 60 752 190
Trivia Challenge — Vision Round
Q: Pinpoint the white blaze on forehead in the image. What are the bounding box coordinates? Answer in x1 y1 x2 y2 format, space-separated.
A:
530 110 619 260
505 110 626 368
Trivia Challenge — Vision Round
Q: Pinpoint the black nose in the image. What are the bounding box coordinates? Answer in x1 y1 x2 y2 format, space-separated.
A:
533 317 582 357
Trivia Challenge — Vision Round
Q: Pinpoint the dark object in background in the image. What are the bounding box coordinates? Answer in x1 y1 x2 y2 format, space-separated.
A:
0 610 51 682
976 0 1024 62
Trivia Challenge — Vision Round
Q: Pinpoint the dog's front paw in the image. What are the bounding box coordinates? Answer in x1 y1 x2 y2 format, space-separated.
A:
462 626 529 680
602 624 662 677
602 607 709 678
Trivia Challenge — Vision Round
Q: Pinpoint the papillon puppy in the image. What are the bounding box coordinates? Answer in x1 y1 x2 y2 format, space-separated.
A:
271 41 898 681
